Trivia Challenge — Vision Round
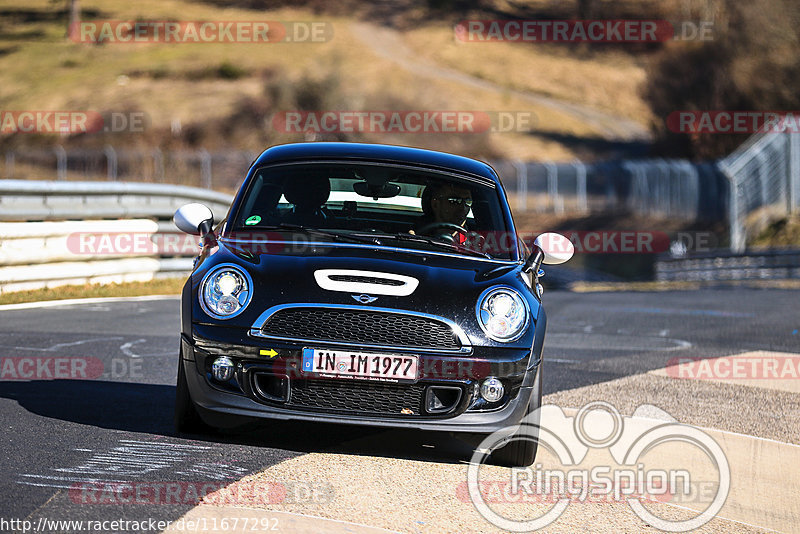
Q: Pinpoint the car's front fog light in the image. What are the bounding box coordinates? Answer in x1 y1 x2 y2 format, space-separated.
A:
480 377 504 402
212 356 235 382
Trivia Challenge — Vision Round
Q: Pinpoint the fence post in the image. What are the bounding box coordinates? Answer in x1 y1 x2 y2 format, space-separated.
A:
624 162 644 215
512 160 527 212
544 162 561 214
657 160 671 218
54 145 67 180
4 151 13 179
637 164 649 215
199 149 212 189
153 149 164 182
717 156 746 254
573 160 587 213
681 160 700 220
756 150 769 212
730 178 744 253
790 131 800 214
104 145 117 180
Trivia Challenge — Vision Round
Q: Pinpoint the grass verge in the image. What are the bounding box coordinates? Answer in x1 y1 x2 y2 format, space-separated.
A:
571 279 800 292
0 277 186 305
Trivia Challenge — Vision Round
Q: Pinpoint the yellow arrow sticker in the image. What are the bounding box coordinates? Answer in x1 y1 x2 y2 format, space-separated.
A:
259 349 278 358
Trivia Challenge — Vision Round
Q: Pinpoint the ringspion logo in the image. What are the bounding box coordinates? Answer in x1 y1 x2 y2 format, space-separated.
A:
467 402 730 531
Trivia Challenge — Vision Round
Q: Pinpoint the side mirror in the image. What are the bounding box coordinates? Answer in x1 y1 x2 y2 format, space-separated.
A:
535 232 575 265
174 203 214 236
523 232 574 273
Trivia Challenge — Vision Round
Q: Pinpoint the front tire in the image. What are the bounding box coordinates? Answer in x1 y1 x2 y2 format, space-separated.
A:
486 363 542 467
174 353 210 435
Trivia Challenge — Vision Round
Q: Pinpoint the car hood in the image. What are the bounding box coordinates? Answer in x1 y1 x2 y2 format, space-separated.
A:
191 239 540 347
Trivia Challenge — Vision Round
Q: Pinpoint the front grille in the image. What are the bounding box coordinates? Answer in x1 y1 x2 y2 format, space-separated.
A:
261 308 461 349
288 379 426 416
328 275 404 286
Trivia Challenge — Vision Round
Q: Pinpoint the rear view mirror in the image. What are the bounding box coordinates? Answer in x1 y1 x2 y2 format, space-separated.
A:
353 181 401 199
174 203 214 236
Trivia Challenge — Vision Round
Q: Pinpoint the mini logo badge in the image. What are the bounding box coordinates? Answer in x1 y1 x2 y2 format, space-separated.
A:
353 294 378 304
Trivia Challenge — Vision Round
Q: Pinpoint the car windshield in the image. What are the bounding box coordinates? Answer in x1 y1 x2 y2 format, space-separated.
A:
231 161 516 260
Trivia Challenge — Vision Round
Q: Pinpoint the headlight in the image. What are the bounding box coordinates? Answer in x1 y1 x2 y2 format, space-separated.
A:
476 287 529 342
200 264 253 319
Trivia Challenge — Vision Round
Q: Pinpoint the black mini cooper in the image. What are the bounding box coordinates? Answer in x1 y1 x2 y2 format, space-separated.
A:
173 142 572 466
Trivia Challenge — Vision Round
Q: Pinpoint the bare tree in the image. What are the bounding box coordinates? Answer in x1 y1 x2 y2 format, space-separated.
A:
577 0 594 18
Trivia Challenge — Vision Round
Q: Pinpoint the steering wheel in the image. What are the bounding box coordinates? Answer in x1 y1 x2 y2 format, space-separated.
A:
417 222 469 243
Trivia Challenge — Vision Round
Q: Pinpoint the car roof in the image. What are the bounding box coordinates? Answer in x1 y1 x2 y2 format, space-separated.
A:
252 142 500 184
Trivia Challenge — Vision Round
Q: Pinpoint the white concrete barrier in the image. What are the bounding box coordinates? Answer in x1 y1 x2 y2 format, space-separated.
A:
0 180 233 293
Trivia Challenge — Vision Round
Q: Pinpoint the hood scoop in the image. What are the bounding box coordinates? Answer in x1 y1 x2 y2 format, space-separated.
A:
314 269 419 296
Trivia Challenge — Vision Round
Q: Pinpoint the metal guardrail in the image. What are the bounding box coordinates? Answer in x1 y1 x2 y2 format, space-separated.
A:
655 249 800 281
0 181 234 293
0 180 232 222
3 146 257 192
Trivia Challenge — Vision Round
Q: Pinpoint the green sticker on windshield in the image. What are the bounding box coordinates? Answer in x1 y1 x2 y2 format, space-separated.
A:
245 215 261 225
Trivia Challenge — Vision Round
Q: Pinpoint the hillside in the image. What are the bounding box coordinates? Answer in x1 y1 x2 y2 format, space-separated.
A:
0 0 661 162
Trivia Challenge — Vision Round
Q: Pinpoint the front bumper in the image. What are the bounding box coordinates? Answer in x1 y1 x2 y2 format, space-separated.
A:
181 318 545 434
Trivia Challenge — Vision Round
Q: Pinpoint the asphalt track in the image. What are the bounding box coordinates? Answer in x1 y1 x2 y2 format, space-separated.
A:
0 289 798 533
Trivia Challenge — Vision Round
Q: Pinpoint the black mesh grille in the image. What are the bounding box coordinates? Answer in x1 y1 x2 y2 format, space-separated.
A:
261 308 460 349
328 275 404 286
288 379 426 416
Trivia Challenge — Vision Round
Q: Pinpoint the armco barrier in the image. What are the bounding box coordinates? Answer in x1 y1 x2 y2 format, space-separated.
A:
655 249 800 281
0 180 232 221
0 181 233 293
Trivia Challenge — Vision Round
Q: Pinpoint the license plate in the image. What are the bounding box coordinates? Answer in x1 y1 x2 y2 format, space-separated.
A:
301 348 418 382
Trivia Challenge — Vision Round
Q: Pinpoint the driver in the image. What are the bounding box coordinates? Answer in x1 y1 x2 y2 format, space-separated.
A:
414 183 473 243
431 184 472 226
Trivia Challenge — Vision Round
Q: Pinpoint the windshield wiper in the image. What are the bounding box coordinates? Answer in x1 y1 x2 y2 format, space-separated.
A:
273 224 383 246
377 232 492 259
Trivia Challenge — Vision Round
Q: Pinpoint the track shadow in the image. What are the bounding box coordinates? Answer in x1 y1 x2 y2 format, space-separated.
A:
0 380 176 434
0 379 477 464
527 131 652 160
0 7 104 23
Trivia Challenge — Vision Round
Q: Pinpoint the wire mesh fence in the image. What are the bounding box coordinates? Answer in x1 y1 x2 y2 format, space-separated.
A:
494 159 726 222
4 133 798 253
718 131 800 252
2 146 258 193
3 146 729 219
